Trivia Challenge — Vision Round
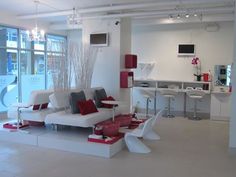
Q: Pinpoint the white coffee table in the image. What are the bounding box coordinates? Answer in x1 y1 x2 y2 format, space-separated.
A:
101 100 123 122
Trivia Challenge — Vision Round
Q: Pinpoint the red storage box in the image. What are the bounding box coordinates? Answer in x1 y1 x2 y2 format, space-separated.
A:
120 71 133 88
125 54 137 68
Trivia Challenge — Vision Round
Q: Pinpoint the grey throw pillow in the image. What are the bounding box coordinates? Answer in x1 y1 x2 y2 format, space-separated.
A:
94 89 107 108
70 91 86 114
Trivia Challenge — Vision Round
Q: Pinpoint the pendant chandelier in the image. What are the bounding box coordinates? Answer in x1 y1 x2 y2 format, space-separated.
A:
26 0 45 42
67 7 82 25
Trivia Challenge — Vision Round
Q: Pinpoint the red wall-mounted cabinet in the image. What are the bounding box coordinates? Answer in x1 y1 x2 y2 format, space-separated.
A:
125 54 137 69
120 71 134 88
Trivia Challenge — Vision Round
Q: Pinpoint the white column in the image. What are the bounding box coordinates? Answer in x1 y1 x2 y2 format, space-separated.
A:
229 9 236 149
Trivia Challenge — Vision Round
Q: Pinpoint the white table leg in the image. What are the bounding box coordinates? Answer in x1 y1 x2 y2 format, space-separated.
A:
10 107 29 133
112 106 115 122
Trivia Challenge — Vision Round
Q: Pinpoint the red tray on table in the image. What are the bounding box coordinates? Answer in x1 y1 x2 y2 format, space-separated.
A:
3 122 29 130
88 133 124 144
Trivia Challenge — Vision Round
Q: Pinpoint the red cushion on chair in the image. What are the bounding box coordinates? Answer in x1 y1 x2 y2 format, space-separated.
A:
101 96 115 108
78 99 98 115
33 104 40 110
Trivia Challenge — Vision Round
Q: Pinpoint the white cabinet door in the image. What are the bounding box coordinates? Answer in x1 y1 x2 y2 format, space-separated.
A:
210 95 221 118
220 95 231 118
210 93 231 120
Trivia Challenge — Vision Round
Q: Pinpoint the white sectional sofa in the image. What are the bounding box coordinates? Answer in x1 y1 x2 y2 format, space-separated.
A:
8 90 55 122
45 87 121 128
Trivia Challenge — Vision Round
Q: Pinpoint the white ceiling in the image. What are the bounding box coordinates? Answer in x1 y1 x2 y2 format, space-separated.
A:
0 0 149 14
0 0 235 29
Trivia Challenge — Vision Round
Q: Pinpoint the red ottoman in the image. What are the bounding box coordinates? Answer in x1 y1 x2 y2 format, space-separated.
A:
114 114 132 127
102 122 120 137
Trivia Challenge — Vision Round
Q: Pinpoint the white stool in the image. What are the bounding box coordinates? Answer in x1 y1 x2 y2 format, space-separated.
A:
160 89 178 118
140 89 155 118
186 87 206 120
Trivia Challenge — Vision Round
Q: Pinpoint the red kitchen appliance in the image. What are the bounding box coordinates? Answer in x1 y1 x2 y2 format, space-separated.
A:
202 73 209 82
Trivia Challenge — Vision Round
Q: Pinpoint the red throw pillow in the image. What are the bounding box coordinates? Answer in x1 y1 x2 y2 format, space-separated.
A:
78 99 98 115
101 96 115 108
33 104 40 110
41 103 48 109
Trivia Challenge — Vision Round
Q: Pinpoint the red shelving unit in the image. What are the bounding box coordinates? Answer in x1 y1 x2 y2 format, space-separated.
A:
125 54 137 68
120 71 134 88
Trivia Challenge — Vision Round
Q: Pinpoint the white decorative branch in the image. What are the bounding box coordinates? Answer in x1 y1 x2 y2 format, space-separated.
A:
47 40 72 91
68 42 98 89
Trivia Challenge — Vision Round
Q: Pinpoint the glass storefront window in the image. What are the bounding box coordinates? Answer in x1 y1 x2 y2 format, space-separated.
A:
0 49 18 112
47 34 66 52
0 25 66 113
20 50 45 102
20 30 31 49
0 26 18 48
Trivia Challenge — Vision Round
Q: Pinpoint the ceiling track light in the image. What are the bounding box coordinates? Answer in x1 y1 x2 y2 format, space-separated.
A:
168 11 201 19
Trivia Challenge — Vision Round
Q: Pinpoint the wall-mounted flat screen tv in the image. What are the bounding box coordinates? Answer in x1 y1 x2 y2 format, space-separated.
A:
90 33 109 46
178 44 195 56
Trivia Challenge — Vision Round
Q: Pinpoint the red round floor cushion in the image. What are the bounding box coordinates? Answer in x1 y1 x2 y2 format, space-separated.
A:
102 122 120 137
114 114 132 127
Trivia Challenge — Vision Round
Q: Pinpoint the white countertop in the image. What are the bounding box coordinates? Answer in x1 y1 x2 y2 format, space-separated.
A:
134 79 211 84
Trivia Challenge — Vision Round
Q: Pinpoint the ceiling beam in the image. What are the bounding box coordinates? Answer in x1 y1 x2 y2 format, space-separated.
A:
76 7 234 20
17 0 234 19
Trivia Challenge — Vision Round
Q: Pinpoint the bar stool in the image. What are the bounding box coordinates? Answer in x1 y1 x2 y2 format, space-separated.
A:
186 87 206 120
140 89 155 118
160 89 178 118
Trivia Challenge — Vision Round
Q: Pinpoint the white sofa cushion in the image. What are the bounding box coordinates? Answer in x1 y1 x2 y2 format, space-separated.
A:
7 89 55 122
28 90 53 105
45 108 121 128
49 89 81 109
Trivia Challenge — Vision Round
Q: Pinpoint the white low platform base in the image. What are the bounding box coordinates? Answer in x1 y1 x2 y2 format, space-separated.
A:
0 122 125 158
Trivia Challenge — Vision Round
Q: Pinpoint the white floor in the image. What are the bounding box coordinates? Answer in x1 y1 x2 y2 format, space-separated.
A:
0 117 236 177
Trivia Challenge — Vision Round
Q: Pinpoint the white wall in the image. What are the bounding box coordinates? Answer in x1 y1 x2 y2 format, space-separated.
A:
131 22 233 114
132 22 234 81
81 18 132 113
82 19 121 99
229 12 236 149
67 29 82 43
119 18 132 112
